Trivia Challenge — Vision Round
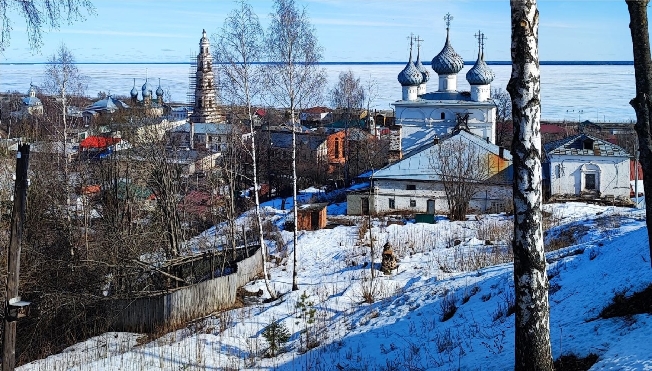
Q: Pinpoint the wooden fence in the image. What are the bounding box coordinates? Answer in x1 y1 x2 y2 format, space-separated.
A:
107 247 262 333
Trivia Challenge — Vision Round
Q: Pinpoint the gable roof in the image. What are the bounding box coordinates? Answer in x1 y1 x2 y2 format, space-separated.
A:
373 130 511 182
80 136 122 149
172 123 232 136
267 131 328 151
85 96 129 112
22 96 42 107
543 134 629 158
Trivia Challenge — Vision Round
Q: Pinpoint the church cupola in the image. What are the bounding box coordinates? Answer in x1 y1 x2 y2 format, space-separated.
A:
28 83 37 97
142 75 152 105
397 35 423 101
130 78 138 103
466 30 495 102
156 78 164 104
414 35 430 95
431 13 464 92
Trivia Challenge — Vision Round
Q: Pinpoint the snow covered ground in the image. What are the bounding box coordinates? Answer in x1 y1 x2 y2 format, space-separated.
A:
18 200 652 370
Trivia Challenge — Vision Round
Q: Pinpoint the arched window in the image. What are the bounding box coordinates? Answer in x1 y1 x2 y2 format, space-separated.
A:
440 112 445 120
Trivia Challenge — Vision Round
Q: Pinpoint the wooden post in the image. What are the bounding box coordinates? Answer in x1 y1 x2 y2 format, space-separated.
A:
2 144 30 371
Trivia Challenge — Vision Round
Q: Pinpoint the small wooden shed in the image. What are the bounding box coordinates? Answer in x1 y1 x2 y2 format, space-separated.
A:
297 203 328 231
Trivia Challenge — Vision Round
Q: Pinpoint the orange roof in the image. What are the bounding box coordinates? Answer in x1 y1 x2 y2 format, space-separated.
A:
79 136 121 149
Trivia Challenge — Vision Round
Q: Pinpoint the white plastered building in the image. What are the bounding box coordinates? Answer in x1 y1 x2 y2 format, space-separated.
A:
543 134 631 200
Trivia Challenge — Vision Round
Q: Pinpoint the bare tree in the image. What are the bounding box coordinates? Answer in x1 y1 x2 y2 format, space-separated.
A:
493 87 513 148
330 70 365 184
265 0 326 291
626 0 652 265
507 0 554 369
42 43 87 259
215 0 277 299
430 136 491 221
0 0 95 51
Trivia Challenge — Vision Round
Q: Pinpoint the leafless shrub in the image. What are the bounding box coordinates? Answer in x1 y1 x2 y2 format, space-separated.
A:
545 224 589 252
357 218 369 244
492 291 516 322
435 328 457 353
476 219 513 243
440 292 457 322
462 285 481 304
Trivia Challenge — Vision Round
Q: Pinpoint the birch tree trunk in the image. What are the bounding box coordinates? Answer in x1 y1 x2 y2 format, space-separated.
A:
506 1 553 369
265 0 326 292
216 0 277 298
626 0 652 265
291 108 299 291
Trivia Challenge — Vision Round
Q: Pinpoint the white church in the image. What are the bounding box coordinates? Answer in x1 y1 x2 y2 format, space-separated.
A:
392 15 497 152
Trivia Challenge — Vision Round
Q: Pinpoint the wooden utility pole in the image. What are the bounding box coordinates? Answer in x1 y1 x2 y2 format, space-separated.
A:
2 143 30 371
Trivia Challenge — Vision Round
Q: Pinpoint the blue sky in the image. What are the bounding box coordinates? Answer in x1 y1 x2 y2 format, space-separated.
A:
0 0 637 63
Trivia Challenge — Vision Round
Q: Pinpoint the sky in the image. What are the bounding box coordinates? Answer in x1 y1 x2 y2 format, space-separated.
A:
0 0 639 63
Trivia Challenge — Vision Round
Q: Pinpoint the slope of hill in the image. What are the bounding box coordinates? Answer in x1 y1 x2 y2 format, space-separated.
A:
18 202 652 370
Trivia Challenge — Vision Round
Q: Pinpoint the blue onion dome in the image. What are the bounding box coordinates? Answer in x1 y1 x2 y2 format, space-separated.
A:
398 60 423 86
466 51 495 85
130 79 138 98
415 52 430 83
431 30 464 75
142 79 152 97
156 79 164 97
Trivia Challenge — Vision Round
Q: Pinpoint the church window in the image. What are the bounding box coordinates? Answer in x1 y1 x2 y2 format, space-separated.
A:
410 199 416 208
334 139 340 158
441 112 445 120
389 198 395 209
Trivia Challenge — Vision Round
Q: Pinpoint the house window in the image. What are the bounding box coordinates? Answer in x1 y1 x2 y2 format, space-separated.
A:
389 198 395 209
585 173 596 190
406 184 416 191
334 138 340 159
410 199 416 208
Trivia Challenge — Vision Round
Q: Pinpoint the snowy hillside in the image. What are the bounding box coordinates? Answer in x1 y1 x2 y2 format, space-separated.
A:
18 201 652 370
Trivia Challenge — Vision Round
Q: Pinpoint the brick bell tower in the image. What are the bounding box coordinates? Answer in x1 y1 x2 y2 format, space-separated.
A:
189 29 223 124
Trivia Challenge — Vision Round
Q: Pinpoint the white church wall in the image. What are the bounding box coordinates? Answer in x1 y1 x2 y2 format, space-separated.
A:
438 74 458 92
366 179 513 215
548 155 630 198
471 85 491 102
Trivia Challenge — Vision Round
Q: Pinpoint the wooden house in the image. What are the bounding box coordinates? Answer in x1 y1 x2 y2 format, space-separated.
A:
297 203 328 231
